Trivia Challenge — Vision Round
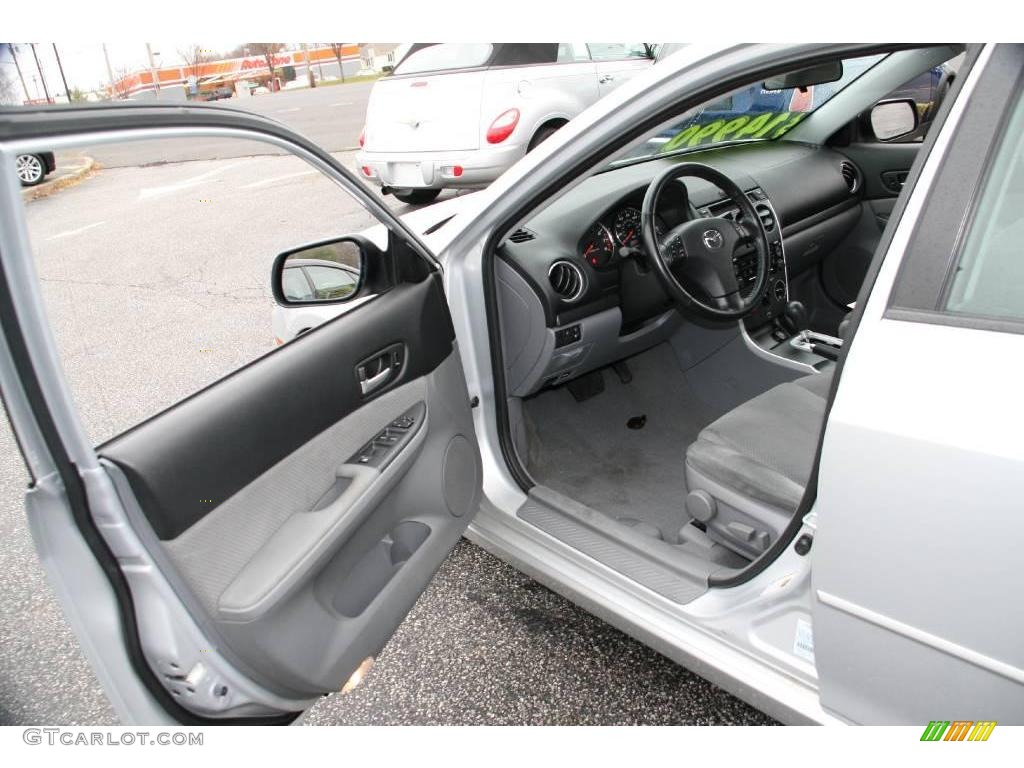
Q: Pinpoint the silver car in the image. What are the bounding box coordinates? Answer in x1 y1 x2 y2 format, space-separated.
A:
1 42 1020 727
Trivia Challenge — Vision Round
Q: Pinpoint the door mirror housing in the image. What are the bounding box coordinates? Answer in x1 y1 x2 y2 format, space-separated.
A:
272 236 367 306
763 61 843 90
870 98 919 141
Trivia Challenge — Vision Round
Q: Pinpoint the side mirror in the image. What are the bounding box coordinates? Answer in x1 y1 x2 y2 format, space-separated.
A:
870 99 919 141
271 236 366 307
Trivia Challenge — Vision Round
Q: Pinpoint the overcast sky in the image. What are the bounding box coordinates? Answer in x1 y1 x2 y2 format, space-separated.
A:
1 42 250 99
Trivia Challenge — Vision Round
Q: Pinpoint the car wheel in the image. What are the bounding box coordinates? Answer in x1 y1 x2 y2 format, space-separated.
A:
392 189 442 205
16 153 46 187
527 123 563 153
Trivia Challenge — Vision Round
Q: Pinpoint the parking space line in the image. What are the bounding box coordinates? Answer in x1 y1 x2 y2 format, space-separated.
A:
139 163 240 200
46 221 106 241
330 102 352 107
242 170 318 189
276 107 301 113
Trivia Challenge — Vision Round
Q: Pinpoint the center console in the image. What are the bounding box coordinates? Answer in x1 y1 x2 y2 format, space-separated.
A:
716 189 844 372
696 188 788 327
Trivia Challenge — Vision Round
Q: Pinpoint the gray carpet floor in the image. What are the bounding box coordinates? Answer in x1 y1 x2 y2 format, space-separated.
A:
523 344 716 543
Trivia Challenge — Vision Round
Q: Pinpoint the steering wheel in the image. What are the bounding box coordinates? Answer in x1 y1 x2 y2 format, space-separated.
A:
640 162 770 320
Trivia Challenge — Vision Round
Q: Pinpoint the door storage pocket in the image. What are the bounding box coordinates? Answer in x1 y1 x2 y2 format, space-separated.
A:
332 521 431 618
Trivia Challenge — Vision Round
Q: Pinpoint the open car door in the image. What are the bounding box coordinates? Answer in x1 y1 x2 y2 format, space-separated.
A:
0 107 482 724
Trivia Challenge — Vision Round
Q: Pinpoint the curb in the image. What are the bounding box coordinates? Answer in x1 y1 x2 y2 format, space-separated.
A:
22 157 97 203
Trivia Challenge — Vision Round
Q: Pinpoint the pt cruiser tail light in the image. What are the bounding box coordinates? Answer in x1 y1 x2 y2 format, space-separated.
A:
486 108 520 144
358 127 365 148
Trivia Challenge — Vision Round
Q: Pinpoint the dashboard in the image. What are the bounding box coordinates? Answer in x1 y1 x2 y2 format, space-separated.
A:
496 140 863 397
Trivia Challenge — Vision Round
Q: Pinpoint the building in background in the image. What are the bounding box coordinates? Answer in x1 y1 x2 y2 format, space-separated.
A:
108 44 362 100
358 44 403 74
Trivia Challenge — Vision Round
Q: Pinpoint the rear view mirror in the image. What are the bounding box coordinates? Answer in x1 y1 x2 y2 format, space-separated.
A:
763 61 843 91
272 236 365 306
870 99 919 141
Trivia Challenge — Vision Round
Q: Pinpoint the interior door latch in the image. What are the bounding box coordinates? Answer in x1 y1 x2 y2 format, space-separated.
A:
356 343 405 396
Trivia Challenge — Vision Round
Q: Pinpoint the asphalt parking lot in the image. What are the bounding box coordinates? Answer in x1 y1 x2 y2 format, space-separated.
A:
56 80 376 171
0 88 774 725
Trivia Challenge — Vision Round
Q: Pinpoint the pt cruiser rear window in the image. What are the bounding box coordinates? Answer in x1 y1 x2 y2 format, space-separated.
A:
393 44 495 75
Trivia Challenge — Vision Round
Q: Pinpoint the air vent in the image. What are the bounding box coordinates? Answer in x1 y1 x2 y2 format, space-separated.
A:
840 161 860 194
754 203 775 232
508 228 536 244
548 261 585 302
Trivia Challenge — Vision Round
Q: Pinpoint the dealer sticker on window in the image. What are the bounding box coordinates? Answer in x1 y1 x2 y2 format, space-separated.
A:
793 618 815 663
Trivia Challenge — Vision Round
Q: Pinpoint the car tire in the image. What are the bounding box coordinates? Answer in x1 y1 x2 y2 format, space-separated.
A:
392 188 442 205
527 123 564 153
16 153 47 187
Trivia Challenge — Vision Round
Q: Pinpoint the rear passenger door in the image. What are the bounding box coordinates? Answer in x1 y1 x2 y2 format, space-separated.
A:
588 43 655 97
813 44 1024 724
0 107 482 724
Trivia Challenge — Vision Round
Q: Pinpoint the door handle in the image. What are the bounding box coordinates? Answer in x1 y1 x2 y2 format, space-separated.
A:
356 343 405 396
359 366 392 395
598 74 615 84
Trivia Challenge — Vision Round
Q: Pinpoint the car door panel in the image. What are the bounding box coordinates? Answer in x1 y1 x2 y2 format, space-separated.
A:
98 274 480 698
101 277 454 540
0 107 483 722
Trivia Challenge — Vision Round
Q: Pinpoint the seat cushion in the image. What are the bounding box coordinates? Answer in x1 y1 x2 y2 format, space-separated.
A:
685 371 833 511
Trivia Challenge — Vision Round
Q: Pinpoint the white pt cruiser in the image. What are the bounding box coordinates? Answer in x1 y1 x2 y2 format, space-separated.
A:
355 43 654 204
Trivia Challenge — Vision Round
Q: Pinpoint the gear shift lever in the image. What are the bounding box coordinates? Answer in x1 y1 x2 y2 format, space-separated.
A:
780 300 808 336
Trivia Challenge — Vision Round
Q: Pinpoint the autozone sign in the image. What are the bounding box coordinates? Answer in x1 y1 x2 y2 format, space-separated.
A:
240 54 293 71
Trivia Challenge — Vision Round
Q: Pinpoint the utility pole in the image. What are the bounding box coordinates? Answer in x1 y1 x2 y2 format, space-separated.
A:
146 43 161 98
29 43 52 104
52 44 71 101
102 43 115 97
8 44 29 104
302 43 315 87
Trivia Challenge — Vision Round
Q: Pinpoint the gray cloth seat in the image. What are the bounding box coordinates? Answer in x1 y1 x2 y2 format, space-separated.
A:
685 370 833 513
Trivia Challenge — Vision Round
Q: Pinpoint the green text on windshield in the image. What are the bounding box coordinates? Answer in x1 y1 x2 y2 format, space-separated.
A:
616 54 885 164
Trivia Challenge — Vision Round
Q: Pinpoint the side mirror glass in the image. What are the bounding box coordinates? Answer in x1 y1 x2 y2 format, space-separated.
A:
272 237 365 306
870 99 919 141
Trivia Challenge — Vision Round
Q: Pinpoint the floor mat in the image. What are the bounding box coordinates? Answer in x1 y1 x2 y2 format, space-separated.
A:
523 344 716 543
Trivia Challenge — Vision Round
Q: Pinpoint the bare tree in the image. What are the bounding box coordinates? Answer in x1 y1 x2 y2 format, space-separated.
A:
178 44 215 85
0 68 19 106
110 67 135 100
246 43 286 84
329 43 346 83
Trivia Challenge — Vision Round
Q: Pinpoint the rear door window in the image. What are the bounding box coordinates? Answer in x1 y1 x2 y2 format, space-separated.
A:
587 43 651 61
304 264 358 300
943 93 1024 322
282 266 313 301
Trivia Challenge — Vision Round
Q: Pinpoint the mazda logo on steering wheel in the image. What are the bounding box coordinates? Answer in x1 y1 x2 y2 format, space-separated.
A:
702 229 724 249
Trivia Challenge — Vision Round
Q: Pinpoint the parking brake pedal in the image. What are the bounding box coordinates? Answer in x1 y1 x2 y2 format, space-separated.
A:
566 370 604 402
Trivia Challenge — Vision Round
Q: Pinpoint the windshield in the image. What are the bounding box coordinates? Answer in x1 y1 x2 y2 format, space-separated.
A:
614 53 886 165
